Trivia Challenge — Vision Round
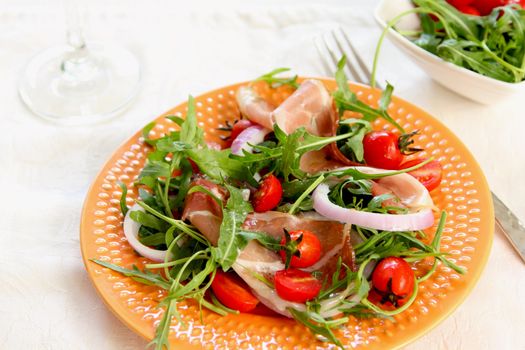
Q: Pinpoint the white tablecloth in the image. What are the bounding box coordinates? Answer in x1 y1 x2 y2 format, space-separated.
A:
1 0 524 349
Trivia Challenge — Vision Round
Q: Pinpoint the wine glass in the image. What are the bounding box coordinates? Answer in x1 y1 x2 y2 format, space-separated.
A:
18 1 141 125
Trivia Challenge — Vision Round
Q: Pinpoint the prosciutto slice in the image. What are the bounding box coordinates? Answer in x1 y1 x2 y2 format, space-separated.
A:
236 86 275 130
235 80 359 173
272 79 336 136
354 166 434 211
182 180 355 317
181 178 228 245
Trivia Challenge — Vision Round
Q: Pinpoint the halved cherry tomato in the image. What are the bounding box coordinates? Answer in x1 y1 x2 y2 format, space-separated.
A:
252 174 282 212
211 270 259 312
400 158 443 192
473 0 520 15
371 257 415 308
456 4 481 14
279 229 322 268
363 131 404 170
274 269 322 303
226 119 254 147
447 0 475 7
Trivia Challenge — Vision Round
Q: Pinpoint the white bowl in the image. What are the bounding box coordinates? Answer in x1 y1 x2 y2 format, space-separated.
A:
374 0 525 104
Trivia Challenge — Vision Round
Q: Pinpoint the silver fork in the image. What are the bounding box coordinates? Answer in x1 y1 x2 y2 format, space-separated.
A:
314 27 382 89
315 27 525 264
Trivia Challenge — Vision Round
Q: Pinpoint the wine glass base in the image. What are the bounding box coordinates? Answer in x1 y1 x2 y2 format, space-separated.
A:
18 42 141 125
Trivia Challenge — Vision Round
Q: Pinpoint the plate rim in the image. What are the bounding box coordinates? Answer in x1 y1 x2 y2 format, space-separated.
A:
80 77 494 349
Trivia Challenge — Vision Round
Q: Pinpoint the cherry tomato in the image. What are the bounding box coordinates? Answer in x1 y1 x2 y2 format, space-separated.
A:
447 0 475 7
363 131 404 170
226 119 254 147
372 257 415 302
274 268 322 303
456 4 482 14
279 230 322 268
171 158 200 177
367 288 411 310
211 270 259 312
473 0 519 15
400 158 443 192
252 174 282 212
188 159 200 173
367 288 394 310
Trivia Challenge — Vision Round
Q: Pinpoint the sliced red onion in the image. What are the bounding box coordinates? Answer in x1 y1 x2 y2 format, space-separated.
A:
231 125 271 155
123 204 169 262
312 183 435 231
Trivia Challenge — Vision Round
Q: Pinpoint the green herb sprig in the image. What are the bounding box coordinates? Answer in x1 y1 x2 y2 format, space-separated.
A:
253 67 299 89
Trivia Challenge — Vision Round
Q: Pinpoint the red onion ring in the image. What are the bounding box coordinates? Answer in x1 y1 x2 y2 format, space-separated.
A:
312 183 435 231
231 125 271 155
123 204 169 262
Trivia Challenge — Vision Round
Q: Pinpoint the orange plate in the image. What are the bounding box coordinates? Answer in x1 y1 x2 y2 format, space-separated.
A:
80 79 494 349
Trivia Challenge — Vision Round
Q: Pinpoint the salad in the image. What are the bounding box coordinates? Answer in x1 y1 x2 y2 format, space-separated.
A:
91 59 464 349
374 0 525 83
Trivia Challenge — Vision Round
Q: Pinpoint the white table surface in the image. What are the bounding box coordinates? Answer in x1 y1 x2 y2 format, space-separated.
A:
1 0 524 349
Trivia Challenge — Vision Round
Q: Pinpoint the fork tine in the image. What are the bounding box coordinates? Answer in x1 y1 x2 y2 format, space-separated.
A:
317 34 348 79
314 37 336 78
330 30 367 85
320 33 355 82
338 28 381 88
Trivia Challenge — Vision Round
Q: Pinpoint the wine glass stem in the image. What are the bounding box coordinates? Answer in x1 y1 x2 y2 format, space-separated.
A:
63 0 88 65
61 0 100 81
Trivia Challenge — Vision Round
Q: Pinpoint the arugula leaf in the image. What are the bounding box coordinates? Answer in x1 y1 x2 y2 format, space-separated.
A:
328 178 373 209
288 308 344 349
333 57 405 133
337 118 372 162
142 121 157 146
165 115 185 126
282 178 317 199
274 124 304 181
139 232 167 247
187 148 256 185
238 231 282 251
91 259 171 289
130 210 167 231
172 158 193 209
277 198 314 213
335 55 354 101
254 67 299 89
117 182 129 216
156 139 190 153
138 188 165 214
437 39 516 82
414 14 442 54
149 299 178 350
214 185 253 270
138 160 171 181
287 174 325 214
180 95 205 147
